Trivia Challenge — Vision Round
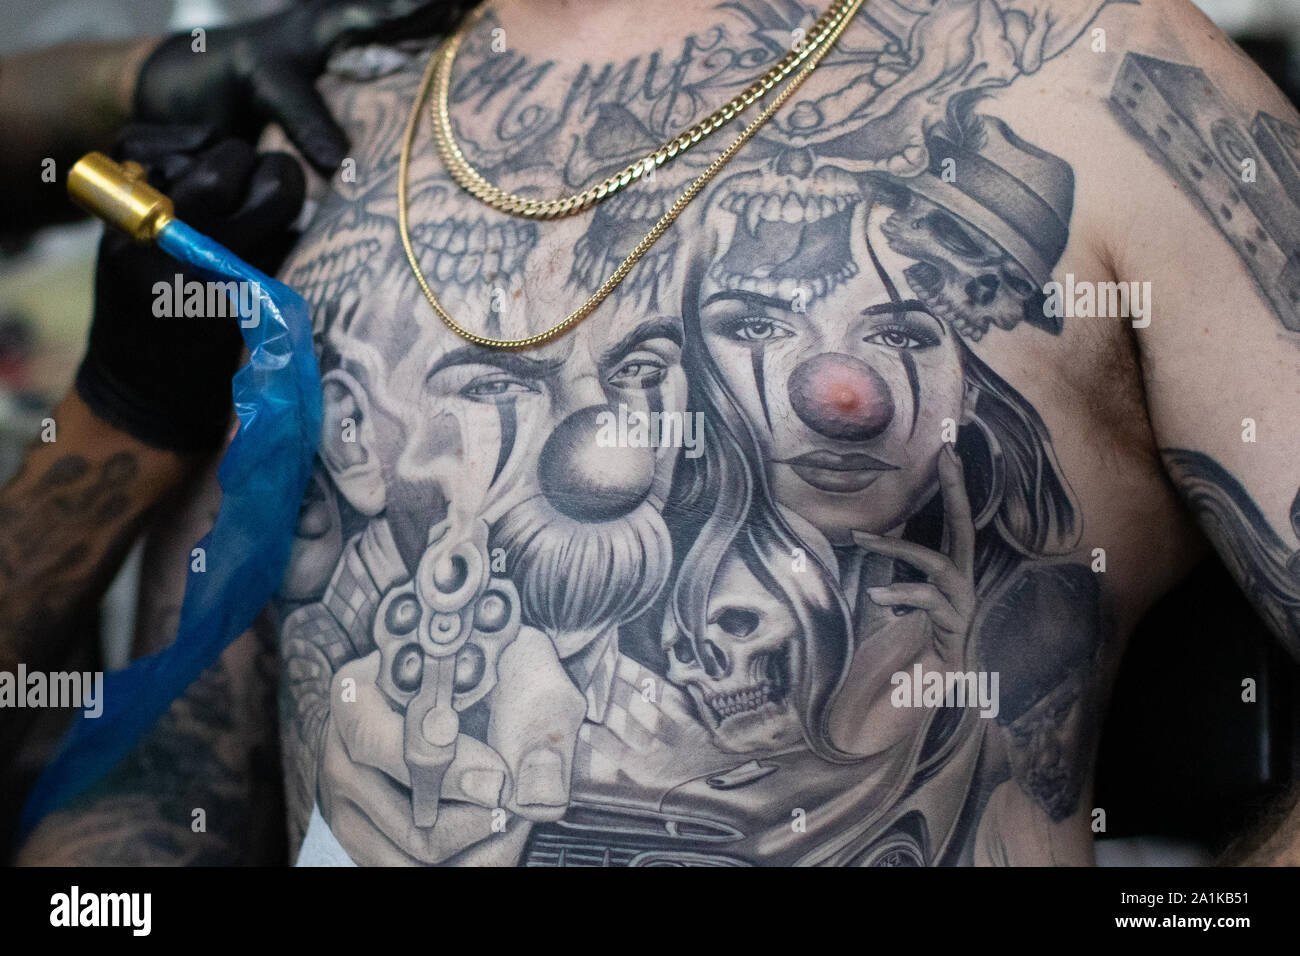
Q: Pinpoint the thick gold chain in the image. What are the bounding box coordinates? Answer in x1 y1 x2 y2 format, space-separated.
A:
400 0 868 349
433 0 858 219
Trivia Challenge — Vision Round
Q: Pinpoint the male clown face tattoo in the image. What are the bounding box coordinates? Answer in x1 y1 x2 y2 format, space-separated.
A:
319 280 688 653
267 0 1300 867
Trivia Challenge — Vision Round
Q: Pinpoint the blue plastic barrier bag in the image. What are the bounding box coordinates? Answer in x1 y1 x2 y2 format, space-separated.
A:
20 220 321 835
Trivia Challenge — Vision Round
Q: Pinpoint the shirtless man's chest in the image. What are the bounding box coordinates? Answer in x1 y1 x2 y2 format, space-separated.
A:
268 0 1211 866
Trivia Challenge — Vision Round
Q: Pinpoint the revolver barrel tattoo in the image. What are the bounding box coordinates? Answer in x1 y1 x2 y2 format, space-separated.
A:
372 520 520 827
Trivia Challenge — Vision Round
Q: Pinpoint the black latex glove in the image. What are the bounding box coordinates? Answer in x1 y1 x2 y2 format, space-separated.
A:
75 125 306 455
133 1 472 172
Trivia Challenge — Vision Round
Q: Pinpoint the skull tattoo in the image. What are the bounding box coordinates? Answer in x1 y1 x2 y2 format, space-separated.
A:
664 554 803 754
880 193 1048 340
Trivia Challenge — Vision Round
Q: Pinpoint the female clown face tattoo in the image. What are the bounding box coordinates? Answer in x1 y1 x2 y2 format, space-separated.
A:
699 197 970 544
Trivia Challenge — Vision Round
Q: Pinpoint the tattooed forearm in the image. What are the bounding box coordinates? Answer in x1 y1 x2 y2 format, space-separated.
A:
13 626 284 866
1162 449 1300 658
0 393 191 786
9 441 284 866
0 394 188 679
0 452 136 665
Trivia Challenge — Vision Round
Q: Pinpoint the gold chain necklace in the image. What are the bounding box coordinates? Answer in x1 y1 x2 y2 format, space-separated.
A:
434 0 859 219
399 0 868 349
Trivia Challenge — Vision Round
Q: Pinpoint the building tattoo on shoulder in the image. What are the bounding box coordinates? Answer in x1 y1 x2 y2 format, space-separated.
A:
1110 53 1300 331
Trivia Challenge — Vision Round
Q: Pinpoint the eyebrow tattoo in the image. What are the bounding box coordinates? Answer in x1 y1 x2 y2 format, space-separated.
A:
702 289 794 312
600 318 684 366
427 346 567 380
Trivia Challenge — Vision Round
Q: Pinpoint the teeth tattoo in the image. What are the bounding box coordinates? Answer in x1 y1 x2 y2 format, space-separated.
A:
706 680 780 719
715 164 863 234
413 216 539 289
570 184 682 307
286 207 395 310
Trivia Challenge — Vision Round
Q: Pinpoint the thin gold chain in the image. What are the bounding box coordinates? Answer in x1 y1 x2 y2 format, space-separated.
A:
433 0 858 219
400 0 868 350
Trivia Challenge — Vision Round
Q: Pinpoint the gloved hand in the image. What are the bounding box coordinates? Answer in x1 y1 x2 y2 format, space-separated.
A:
133 1 473 172
75 124 306 455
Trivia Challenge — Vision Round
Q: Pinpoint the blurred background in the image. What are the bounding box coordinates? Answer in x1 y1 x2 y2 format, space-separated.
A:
0 0 1298 865
0 0 295 467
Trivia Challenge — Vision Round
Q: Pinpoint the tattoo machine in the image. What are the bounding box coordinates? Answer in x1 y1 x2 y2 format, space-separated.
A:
20 153 322 836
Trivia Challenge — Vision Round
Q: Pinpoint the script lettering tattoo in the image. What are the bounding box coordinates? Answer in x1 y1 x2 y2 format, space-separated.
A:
272 1 1129 866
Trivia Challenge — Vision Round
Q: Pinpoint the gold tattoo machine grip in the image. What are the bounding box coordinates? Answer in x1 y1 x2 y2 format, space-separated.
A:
66 151 174 243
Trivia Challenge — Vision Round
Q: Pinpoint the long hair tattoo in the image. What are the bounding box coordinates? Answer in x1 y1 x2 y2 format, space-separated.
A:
668 239 1080 762
670 254 857 763
923 340 1081 595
